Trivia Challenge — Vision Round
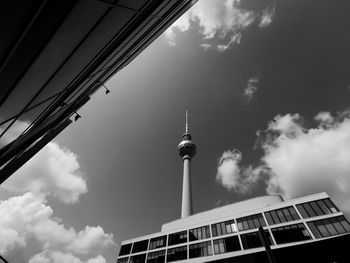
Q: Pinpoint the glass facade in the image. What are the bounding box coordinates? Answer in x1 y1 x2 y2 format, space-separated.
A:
130 254 146 263
119 243 132 256
132 240 149 253
189 241 213 258
117 257 129 263
213 236 241 254
212 219 237 237
264 206 299 225
189 225 210 241
237 213 266 231
272 223 311 244
307 216 350 239
241 230 272 249
296 199 338 218
117 196 349 263
168 231 187 246
149 236 167 250
166 246 187 262
147 250 166 263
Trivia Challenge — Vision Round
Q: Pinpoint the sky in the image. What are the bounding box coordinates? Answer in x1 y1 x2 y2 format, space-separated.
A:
1 0 350 262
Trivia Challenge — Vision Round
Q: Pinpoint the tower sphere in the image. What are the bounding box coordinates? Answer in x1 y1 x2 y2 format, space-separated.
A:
178 136 197 158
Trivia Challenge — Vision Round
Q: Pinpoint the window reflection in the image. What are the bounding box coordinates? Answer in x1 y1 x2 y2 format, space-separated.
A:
149 236 167 250
272 223 311 244
132 240 149 253
167 246 187 262
213 236 241 254
189 241 213 258
265 206 299 225
241 230 272 249
168 231 187 246
296 199 338 218
147 250 165 263
308 216 350 239
237 214 266 231
212 219 237 237
189 225 210 241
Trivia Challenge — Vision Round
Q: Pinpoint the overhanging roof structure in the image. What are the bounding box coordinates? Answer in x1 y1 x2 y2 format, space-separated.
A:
0 0 197 184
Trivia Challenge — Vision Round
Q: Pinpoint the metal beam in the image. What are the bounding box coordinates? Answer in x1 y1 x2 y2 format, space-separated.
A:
0 255 8 263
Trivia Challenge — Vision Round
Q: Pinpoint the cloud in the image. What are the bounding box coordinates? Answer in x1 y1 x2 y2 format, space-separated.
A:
67 226 115 255
0 120 114 261
259 4 276 28
217 110 350 214
216 149 263 193
260 111 350 213
0 193 114 259
29 250 107 263
164 0 276 51
164 10 191 46
0 120 87 203
243 76 259 102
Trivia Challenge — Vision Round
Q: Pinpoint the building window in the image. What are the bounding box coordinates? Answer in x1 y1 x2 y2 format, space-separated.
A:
213 236 241 254
132 240 149 253
307 216 350 239
166 246 187 262
264 206 300 225
189 225 210 241
119 243 132 256
237 213 266 231
241 230 273 249
147 250 165 263
168 231 187 246
117 257 129 263
149 236 167 250
130 254 146 263
272 223 311 244
296 199 338 218
189 241 213 258
211 219 237 237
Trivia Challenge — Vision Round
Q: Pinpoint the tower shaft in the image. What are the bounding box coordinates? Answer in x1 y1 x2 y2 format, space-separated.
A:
181 155 193 218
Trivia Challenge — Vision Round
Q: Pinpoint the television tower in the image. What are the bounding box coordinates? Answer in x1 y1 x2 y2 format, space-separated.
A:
178 110 197 218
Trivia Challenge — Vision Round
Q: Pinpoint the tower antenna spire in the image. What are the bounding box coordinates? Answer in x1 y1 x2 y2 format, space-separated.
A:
185 109 189 134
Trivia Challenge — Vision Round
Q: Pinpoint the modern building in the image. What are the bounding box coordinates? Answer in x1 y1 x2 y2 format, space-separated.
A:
116 114 350 263
0 0 197 185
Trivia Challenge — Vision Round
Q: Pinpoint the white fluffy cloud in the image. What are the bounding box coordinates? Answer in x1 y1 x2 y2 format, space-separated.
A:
0 192 50 253
0 193 114 259
67 226 115 255
165 0 276 51
0 120 114 260
261 112 350 213
3 142 88 203
0 120 87 203
217 111 350 214
216 149 263 193
29 250 107 263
